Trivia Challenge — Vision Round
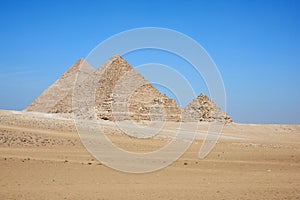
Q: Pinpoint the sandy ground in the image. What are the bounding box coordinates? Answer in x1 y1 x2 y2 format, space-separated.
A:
0 109 299 200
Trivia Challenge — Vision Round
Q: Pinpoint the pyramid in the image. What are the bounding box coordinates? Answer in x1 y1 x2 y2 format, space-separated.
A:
182 93 232 123
24 58 94 113
74 55 182 121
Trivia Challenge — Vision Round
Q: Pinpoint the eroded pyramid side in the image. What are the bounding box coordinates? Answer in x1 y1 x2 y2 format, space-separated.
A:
91 55 181 121
182 93 232 123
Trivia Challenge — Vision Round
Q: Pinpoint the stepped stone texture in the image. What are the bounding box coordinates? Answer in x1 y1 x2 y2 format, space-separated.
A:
93 55 182 121
25 55 232 123
71 55 181 121
182 93 232 123
25 58 94 113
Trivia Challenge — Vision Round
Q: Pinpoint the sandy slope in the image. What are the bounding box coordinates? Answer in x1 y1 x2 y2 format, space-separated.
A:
0 110 299 199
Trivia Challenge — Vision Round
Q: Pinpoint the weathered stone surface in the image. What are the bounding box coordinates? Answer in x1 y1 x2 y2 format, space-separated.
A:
93 55 181 121
182 93 232 123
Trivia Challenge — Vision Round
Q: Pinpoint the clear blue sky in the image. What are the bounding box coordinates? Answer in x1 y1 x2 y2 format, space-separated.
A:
0 0 299 124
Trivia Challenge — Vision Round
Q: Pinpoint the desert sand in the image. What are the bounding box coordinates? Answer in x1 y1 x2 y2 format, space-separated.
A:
0 109 299 200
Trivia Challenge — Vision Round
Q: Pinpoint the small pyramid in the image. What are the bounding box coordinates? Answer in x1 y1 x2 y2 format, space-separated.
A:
182 93 232 123
25 58 94 113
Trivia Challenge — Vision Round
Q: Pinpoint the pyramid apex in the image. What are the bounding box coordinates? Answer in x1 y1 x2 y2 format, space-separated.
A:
112 54 121 58
109 54 125 62
75 57 88 64
198 93 209 99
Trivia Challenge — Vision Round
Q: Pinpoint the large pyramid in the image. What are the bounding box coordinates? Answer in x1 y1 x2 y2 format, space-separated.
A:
25 55 232 123
25 58 94 113
73 55 182 121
